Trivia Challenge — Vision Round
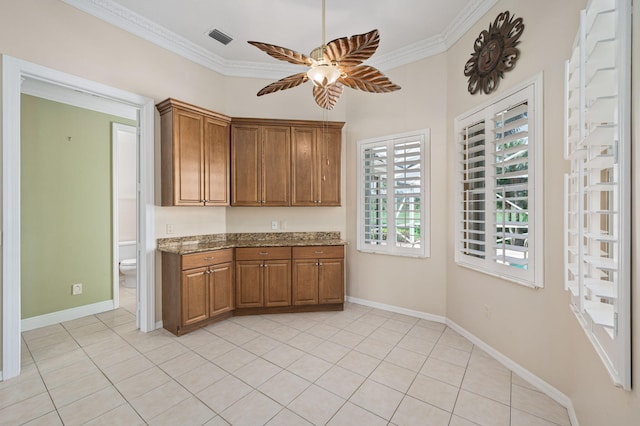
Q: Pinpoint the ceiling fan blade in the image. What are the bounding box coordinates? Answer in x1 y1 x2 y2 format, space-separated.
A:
324 29 380 67
313 83 344 110
248 41 313 66
339 65 401 93
257 72 309 96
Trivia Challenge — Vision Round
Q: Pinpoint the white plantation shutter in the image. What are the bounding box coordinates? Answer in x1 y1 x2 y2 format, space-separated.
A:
492 102 530 270
393 140 422 250
362 145 388 247
563 0 631 390
358 130 430 258
459 120 487 260
455 78 541 288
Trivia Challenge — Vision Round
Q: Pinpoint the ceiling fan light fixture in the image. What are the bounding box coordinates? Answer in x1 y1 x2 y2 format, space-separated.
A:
307 63 341 88
248 0 400 109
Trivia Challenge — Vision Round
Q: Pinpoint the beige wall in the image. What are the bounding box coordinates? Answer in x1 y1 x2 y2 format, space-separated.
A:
344 53 449 316
1 0 639 423
445 1 640 425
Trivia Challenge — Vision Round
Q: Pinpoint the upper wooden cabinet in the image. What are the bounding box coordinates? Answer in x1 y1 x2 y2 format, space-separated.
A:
157 98 231 206
232 118 344 207
291 126 342 206
231 123 291 206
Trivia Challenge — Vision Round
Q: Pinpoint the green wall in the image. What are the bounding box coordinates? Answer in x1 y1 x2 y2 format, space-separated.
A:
21 94 135 319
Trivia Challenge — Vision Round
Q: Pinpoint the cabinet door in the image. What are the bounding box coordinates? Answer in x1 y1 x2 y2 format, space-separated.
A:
181 267 209 326
292 259 319 305
204 116 230 206
262 126 291 206
291 127 316 206
232 125 261 206
174 108 204 205
318 128 342 206
235 260 264 308
264 259 291 307
209 262 234 316
318 258 344 304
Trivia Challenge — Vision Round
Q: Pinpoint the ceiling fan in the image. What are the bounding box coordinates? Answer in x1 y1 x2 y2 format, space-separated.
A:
247 0 401 110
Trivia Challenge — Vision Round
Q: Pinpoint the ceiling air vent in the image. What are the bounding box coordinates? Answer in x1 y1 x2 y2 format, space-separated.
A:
208 28 233 45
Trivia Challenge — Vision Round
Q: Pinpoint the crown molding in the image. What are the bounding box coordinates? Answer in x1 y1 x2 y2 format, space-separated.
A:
62 0 497 77
370 0 498 70
441 0 498 49
368 35 447 70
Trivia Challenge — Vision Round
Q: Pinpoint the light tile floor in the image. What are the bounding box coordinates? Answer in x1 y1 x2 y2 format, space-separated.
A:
2 290 571 425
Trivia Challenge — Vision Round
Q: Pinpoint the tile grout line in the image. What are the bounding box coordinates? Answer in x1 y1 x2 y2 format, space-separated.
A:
65 313 153 425
12 301 570 426
18 335 65 425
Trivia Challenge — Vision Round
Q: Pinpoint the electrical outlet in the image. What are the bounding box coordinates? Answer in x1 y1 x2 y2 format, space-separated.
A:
271 220 279 230
72 283 83 295
166 224 175 234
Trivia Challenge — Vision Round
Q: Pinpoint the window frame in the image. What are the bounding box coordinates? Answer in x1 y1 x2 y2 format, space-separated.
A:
356 129 430 258
454 75 544 288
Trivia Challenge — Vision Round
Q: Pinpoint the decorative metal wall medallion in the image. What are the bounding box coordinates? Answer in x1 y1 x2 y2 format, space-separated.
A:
464 11 524 95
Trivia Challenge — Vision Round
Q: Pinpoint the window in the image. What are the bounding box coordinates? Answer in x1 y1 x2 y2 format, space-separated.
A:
455 76 543 288
563 0 631 390
357 129 430 258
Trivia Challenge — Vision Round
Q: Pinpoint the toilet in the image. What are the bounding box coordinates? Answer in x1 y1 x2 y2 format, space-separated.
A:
118 241 137 289
119 258 137 288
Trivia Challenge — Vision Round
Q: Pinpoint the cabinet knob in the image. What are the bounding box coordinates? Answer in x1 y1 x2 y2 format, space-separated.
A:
314 251 324 254
259 252 269 255
319 262 323 266
204 257 215 261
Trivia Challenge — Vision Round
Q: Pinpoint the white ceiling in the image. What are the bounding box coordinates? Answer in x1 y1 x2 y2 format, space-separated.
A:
63 0 497 79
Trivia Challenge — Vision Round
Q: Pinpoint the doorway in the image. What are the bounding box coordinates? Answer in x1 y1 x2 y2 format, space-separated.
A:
113 123 138 317
2 56 156 380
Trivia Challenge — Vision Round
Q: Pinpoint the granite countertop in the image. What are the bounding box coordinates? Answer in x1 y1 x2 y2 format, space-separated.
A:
157 232 346 255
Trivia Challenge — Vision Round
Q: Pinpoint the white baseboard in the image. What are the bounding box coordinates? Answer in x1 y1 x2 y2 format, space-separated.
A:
21 300 115 332
155 321 163 330
347 296 578 426
445 319 579 426
346 296 446 324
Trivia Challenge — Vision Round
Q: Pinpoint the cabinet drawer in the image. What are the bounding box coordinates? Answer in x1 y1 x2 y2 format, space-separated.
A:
182 248 233 270
235 247 291 261
292 245 344 259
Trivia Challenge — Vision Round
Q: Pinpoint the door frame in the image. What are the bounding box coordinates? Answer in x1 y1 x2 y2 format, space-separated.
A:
2 55 156 380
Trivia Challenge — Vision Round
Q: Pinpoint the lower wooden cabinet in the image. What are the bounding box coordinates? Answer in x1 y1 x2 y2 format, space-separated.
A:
293 246 345 305
162 248 234 335
235 247 291 308
181 266 209 326
162 244 344 335
209 262 234 315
